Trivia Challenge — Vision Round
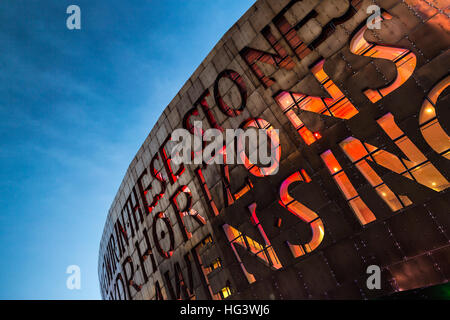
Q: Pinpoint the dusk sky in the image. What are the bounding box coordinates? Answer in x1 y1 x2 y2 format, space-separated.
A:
0 0 256 299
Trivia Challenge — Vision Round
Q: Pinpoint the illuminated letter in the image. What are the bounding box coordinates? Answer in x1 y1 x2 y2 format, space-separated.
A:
279 170 325 257
321 150 377 225
122 256 142 299
160 135 185 184
195 167 220 217
419 76 450 159
350 13 417 102
337 112 448 214
214 70 248 117
339 136 412 212
240 28 295 88
375 113 448 192
136 160 167 217
170 185 207 242
135 228 157 282
238 118 281 177
164 254 195 300
222 203 282 284
275 60 359 145
152 212 175 259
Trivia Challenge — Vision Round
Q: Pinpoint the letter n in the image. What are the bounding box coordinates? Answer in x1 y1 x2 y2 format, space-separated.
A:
240 26 296 88
222 203 282 284
164 254 195 300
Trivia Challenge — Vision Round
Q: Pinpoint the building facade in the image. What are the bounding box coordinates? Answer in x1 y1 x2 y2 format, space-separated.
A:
98 0 450 300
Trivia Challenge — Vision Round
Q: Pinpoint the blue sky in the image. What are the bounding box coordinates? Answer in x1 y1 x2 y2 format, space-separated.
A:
0 0 256 300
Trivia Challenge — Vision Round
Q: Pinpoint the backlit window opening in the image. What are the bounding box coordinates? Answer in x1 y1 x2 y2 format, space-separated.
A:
375 113 449 192
224 226 281 271
242 27 295 88
209 258 222 272
276 60 359 145
320 150 377 225
219 282 233 299
350 12 417 103
339 137 412 212
419 76 450 160
239 118 281 177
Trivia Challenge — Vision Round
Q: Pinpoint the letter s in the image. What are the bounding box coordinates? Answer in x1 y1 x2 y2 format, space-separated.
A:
279 170 324 257
350 12 417 103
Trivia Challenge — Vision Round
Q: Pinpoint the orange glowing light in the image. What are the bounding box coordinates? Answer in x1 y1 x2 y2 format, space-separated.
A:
321 149 377 224
419 76 450 158
279 171 325 255
221 286 231 299
350 13 417 103
275 60 358 146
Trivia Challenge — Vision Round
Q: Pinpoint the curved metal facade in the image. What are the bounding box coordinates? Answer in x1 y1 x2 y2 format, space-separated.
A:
98 0 450 300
